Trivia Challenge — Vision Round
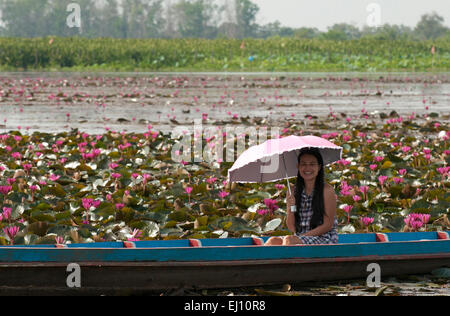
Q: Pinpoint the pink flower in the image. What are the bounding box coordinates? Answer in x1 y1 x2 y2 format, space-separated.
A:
11 152 22 160
1 207 11 221
257 209 270 216
393 177 404 184
3 226 19 243
401 146 411 153
337 159 351 166
0 185 12 195
353 195 362 202
264 199 279 212
128 229 143 242
275 184 285 191
378 175 388 186
374 156 384 162
361 217 374 227
49 174 60 181
437 167 450 176
398 169 407 176
55 236 64 244
359 186 369 194
206 177 217 184
115 203 125 210
369 164 378 171
343 205 353 223
342 135 351 142
218 191 230 199
404 213 429 231
185 187 193 195
111 173 122 179
343 205 353 214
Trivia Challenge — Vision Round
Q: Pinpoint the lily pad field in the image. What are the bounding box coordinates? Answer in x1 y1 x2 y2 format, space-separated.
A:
0 72 448 247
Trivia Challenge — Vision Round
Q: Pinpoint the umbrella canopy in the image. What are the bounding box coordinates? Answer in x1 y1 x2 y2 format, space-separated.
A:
228 135 343 184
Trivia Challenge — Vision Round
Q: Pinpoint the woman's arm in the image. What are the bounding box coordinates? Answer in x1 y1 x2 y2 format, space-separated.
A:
302 184 337 237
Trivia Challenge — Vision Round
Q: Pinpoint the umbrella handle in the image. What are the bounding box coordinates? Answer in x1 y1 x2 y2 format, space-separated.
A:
283 154 297 213
285 177 297 213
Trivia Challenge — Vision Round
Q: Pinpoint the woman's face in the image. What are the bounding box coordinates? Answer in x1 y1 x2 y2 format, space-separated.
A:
298 154 321 181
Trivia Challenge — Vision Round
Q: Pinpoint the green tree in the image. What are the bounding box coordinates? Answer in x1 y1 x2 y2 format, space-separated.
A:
257 21 294 38
0 0 51 37
294 27 321 39
234 0 259 38
173 0 218 38
361 24 413 40
321 23 361 40
120 0 165 38
414 12 448 40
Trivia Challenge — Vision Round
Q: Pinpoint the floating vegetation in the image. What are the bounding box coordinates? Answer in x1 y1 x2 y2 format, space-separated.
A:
0 107 448 245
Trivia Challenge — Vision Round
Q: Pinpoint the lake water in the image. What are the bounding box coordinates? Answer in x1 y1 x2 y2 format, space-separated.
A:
0 72 448 134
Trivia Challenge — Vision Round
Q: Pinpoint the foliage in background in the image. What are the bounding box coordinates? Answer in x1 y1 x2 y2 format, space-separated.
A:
0 0 449 40
0 37 448 72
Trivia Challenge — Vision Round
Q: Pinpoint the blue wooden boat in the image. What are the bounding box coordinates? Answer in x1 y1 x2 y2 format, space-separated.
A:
0 231 449 294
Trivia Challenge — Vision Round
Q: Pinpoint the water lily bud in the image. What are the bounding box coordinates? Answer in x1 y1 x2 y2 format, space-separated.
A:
14 170 26 178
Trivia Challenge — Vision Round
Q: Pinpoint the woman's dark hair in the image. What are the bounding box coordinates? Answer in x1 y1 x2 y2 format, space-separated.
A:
294 148 325 231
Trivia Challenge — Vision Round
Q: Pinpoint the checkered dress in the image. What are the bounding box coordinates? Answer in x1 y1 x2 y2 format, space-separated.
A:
295 190 338 245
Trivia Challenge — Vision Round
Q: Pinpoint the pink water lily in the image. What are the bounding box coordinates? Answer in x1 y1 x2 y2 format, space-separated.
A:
111 173 122 179
264 199 279 212
218 191 230 205
343 205 353 223
1 207 12 222
128 229 143 242
378 175 388 188
3 226 19 244
49 174 60 181
361 217 374 233
0 185 12 196
404 213 431 232
115 203 125 210
185 186 193 203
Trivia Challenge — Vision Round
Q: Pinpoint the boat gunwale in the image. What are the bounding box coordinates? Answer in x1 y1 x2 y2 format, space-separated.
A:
1 236 449 251
0 238 448 264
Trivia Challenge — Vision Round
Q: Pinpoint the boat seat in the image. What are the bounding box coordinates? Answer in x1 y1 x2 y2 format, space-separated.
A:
123 241 136 248
252 237 264 246
437 232 449 240
189 239 202 247
376 233 389 242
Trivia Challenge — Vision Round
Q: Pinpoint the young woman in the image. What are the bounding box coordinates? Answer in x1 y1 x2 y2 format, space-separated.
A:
265 148 338 245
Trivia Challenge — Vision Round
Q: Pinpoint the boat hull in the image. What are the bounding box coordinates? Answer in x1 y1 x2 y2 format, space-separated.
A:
0 232 448 294
0 253 448 294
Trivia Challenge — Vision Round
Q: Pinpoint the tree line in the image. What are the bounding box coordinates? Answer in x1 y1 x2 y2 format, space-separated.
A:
0 0 449 40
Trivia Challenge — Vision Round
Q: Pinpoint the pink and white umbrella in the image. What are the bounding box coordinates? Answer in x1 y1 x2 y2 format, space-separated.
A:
227 135 342 211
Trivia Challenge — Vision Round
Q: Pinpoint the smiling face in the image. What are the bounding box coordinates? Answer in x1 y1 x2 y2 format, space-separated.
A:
298 154 321 181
